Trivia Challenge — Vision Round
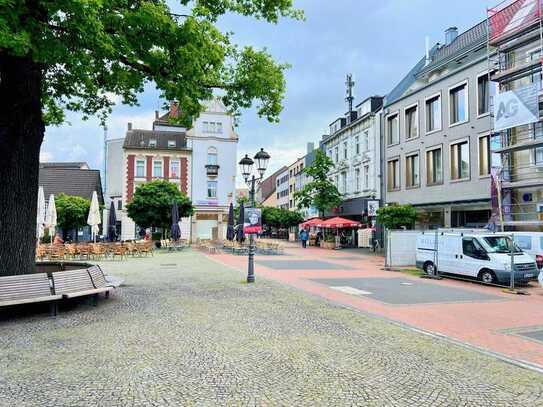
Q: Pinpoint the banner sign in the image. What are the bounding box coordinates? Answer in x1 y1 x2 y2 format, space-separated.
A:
493 83 539 132
367 200 380 217
243 208 262 234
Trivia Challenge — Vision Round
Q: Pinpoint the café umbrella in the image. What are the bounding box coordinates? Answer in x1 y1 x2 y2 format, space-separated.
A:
171 201 181 242
36 186 46 243
107 201 117 241
226 203 235 241
87 191 101 242
45 194 57 245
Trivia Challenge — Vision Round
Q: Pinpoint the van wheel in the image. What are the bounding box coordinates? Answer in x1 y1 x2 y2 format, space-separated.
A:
423 262 436 275
479 269 496 284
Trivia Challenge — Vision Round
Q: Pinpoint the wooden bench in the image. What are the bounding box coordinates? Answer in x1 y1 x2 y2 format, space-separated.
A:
52 269 112 305
0 274 61 315
88 265 123 290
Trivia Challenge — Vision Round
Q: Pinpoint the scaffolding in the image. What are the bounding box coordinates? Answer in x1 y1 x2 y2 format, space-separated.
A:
487 0 543 230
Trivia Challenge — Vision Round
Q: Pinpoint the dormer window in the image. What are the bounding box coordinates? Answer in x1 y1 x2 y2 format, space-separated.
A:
168 140 176 148
149 139 157 147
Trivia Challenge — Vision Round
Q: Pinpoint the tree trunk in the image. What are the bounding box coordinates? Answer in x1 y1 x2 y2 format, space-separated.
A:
0 54 44 276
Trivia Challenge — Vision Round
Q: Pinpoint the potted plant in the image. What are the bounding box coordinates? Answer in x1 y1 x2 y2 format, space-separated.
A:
320 234 336 250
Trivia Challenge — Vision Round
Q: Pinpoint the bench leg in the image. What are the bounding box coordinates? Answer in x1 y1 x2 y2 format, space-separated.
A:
105 291 110 299
93 294 98 306
49 301 58 317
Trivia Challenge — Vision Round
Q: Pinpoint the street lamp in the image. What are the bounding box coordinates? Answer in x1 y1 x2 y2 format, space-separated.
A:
238 148 270 283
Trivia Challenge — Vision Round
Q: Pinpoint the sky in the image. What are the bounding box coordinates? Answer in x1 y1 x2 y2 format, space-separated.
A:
41 0 491 185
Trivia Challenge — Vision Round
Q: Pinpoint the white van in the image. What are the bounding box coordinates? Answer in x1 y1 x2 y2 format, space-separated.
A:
511 232 543 270
416 232 538 284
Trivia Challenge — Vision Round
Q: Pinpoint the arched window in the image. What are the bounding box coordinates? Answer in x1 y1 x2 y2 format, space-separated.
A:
207 147 218 165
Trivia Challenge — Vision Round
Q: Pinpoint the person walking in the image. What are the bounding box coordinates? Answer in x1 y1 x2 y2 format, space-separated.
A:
300 228 309 248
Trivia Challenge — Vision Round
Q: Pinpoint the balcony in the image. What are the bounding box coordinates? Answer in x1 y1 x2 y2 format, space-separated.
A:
205 164 220 177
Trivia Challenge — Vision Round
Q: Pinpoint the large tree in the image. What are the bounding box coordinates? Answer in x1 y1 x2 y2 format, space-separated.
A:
55 193 91 241
293 149 342 217
376 204 417 230
0 0 301 275
126 180 193 231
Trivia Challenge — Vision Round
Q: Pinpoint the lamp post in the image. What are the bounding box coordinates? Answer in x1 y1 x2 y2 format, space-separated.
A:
238 148 270 283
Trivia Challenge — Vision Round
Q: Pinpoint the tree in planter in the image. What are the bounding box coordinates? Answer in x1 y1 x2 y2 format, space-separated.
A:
126 181 193 236
293 150 342 217
376 204 417 230
0 0 302 276
55 193 91 241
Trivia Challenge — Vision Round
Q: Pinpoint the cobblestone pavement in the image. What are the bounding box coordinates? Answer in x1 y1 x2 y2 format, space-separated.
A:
1 250 543 406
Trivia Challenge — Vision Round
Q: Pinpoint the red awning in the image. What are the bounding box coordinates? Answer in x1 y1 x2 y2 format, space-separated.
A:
300 218 323 228
319 217 361 229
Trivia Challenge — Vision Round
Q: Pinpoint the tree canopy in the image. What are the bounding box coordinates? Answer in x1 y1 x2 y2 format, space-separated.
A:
126 180 193 230
262 207 303 229
55 193 91 237
293 150 342 216
376 204 417 230
0 0 302 126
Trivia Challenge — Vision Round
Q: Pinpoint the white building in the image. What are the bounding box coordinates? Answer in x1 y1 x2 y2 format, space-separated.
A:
276 168 290 209
187 98 238 240
321 96 383 222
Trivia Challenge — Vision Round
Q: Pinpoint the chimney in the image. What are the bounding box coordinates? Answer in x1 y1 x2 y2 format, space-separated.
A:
307 142 314 155
155 110 159 120
425 36 431 66
127 122 132 131
445 27 458 45
169 101 178 118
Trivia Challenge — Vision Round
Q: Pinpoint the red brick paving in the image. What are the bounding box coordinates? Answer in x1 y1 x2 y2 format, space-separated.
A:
210 244 543 369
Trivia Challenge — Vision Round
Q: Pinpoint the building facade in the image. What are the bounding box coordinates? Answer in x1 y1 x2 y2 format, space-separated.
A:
288 157 304 210
276 168 290 209
117 99 238 241
384 24 494 229
488 0 543 231
321 95 384 222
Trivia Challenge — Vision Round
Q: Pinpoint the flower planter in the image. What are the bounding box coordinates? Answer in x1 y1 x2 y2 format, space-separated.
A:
320 241 336 250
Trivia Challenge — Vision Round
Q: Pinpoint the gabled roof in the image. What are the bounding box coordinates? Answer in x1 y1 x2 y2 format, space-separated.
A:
39 162 89 169
123 129 188 151
39 168 104 204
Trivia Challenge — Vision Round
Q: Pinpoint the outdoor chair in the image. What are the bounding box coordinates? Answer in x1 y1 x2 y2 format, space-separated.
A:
111 244 127 260
64 244 77 259
0 274 61 316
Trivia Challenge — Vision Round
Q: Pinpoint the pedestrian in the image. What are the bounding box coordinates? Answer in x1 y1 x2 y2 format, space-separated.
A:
300 228 309 248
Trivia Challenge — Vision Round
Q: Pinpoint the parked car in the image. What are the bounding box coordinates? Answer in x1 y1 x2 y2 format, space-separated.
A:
416 232 538 284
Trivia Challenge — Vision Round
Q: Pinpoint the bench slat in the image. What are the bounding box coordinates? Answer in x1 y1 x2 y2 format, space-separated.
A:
51 270 95 294
0 273 53 301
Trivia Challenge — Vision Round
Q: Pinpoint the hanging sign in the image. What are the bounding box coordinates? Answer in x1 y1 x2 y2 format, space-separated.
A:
367 200 380 217
243 208 262 234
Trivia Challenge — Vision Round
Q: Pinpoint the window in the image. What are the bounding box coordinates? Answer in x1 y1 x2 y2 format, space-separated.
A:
450 140 470 180
426 147 443 185
117 200 122 210
387 114 399 145
477 74 490 116
449 83 467 125
153 160 163 177
170 160 180 179
405 104 418 140
341 172 347 194
462 237 487 260
207 181 217 198
363 131 369 151
355 168 360 191
216 122 223 133
425 95 441 133
168 140 176 148
355 136 360 155
135 159 145 178
406 153 420 188
207 148 218 165
149 139 157 147
335 174 339 188
479 135 491 176
387 159 400 191
514 235 532 251
528 48 542 83
334 146 339 163
343 141 348 159
363 165 369 189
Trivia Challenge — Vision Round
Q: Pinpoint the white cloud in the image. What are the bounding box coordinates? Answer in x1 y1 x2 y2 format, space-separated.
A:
39 150 54 162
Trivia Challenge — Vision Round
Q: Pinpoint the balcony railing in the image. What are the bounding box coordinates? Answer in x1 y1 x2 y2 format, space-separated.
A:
205 164 219 176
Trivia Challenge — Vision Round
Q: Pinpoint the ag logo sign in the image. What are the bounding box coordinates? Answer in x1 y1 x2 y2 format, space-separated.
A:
493 83 538 132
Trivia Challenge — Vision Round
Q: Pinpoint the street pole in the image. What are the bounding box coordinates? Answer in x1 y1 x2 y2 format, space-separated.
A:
247 175 256 283
510 233 515 291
